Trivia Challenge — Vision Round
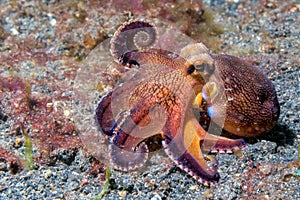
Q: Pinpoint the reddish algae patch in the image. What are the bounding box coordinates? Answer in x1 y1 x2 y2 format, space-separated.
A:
0 76 82 166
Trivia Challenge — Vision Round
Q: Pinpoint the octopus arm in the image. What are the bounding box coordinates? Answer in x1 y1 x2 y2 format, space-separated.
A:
162 108 220 185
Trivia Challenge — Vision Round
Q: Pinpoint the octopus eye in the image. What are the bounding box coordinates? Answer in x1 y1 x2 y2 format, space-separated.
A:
186 64 195 75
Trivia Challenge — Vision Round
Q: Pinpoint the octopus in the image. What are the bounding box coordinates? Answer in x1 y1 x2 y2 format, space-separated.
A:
95 20 280 186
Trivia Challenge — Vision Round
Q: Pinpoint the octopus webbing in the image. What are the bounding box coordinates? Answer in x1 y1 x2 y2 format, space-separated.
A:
95 20 280 186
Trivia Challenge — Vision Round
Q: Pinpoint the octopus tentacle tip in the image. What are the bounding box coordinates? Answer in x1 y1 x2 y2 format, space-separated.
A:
110 19 157 62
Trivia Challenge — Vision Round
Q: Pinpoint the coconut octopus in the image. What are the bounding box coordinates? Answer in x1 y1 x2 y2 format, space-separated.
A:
95 20 280 186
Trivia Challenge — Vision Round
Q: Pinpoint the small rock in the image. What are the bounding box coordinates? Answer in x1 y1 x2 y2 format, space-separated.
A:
10 27 19 35
151 194 162 200
49 18 57 26
259 164 272 176
0 159 7 171
14 138 23 148
189 185 199 191
45 169 53 178
63 109 70 117
118 190 127 198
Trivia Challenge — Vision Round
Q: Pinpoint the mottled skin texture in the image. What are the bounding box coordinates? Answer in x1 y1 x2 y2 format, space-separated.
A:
209 54 280 137
95 20 280 186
